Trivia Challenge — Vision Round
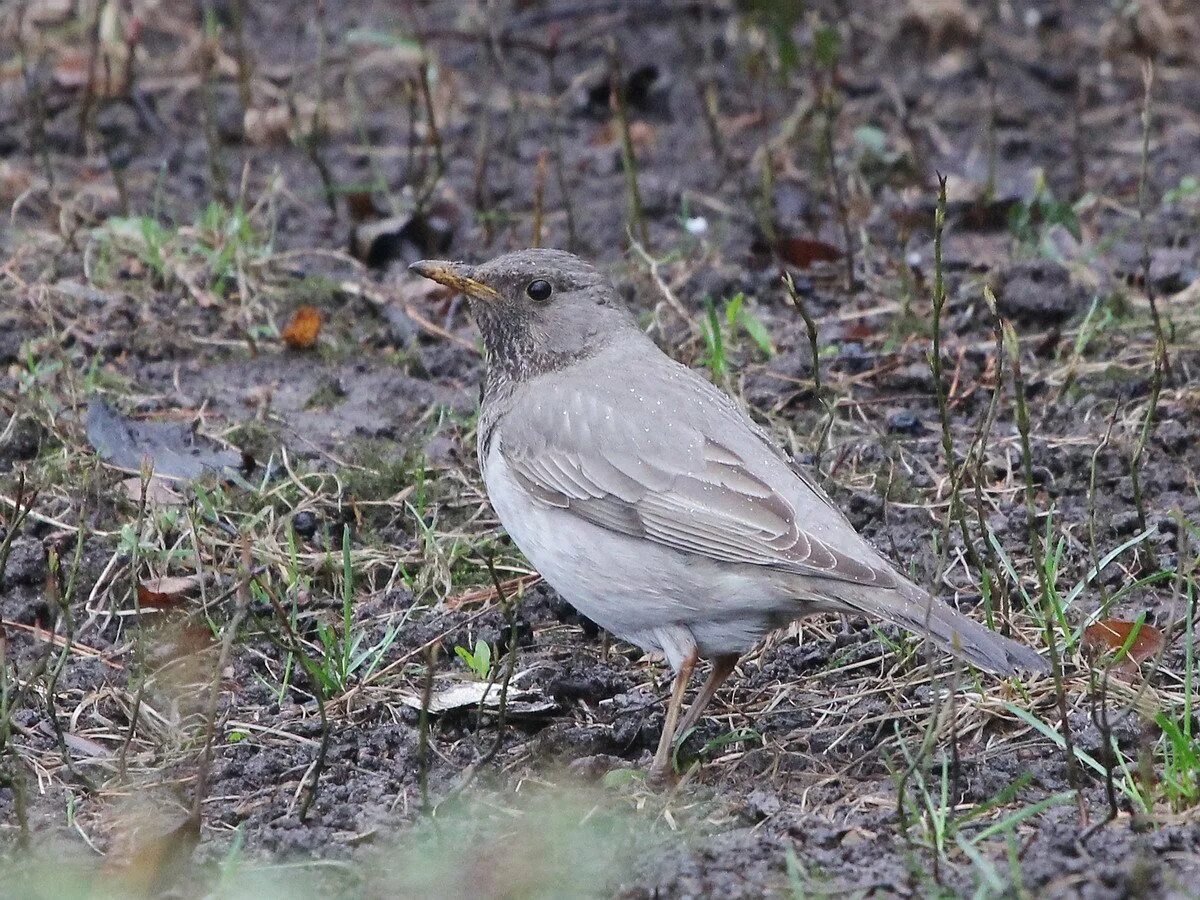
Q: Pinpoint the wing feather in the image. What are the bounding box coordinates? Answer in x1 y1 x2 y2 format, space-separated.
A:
496 363 897 589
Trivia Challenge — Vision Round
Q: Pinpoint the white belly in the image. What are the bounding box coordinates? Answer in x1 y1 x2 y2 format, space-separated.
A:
483 447 800 668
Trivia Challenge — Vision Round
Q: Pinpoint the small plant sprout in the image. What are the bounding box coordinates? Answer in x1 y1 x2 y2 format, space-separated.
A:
700 293 774 382
455 639 493 680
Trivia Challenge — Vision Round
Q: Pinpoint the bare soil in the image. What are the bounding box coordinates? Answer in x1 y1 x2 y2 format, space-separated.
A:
2 1 1200 897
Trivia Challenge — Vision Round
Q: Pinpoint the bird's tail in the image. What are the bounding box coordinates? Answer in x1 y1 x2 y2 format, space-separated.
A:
822 580 1048 675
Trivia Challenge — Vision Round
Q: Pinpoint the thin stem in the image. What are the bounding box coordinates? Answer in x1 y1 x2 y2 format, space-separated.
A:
608 43 648 247
1005 323 1085 822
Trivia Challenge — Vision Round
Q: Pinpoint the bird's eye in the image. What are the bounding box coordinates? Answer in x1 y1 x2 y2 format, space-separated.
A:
525 279 553 302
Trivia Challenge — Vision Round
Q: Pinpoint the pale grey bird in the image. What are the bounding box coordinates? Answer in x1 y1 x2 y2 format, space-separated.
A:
412 249 1047 779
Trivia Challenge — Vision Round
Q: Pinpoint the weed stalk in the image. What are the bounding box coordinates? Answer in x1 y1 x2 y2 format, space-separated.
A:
545 39 579 250
782 272 822 397
608 42 649 247
819 91 854 291
532 150 548 248
1004 322 1085 821
417 642 438 813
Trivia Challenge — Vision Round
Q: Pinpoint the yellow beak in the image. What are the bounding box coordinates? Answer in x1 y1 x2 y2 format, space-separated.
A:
409 260 500 301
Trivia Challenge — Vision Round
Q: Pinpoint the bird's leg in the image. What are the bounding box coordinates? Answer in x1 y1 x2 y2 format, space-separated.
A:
649 652 697 780
675 654 738 739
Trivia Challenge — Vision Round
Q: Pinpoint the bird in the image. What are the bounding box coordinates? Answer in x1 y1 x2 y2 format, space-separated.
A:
411 249 1048 780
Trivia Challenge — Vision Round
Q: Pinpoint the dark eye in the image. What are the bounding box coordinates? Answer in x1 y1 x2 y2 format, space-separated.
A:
526 279 553 302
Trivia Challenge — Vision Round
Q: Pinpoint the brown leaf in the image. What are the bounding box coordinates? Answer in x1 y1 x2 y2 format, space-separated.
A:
345 191 380 225
282 306 323 350
138 575 202 609
842 321 877 342
776 236 843 269
1083 619 1165 665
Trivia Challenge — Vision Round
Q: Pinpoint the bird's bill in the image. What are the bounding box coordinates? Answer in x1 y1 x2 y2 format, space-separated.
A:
409 260 500 301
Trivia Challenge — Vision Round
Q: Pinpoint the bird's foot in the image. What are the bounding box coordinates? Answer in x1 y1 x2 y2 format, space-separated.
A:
646 759 679 789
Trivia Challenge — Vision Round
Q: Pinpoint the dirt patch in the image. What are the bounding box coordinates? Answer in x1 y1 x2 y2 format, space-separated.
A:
2 0 1200 896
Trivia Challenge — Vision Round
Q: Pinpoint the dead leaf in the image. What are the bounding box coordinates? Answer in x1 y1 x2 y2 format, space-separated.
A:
35 721 109 760
138 575 202 609
120 475 184 506
399 681 555 716
1083 619 1165 674
86 399 242 482
776 236 843 269
282 306 323 350
345 191 380 225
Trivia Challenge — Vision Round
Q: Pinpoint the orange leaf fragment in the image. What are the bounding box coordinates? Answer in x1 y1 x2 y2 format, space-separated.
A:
282 306 323 350
138 575 202 609
1082 618 1165 664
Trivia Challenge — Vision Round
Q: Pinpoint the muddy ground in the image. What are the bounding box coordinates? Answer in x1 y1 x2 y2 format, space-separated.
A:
2 0 1200 896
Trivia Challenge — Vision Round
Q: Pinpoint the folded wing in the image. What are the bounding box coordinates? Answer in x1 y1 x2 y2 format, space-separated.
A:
499 368 896 589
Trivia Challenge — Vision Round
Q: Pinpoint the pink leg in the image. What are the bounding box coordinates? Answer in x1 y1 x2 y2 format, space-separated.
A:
675 654 738 738
648 652 697 781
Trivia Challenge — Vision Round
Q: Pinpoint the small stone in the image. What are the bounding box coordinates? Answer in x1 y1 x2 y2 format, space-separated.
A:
847 491 884 527
745 788 781 821
886 408 924 435
569 754 631 781
292 511 319 539
1148 248 1196 295
995 258 1089 322
1110 509 1141 536
2 537 47 587
838 342 874 374
0 417 43 461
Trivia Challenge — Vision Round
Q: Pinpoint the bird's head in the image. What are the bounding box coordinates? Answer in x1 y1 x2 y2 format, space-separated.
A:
410 249 636 377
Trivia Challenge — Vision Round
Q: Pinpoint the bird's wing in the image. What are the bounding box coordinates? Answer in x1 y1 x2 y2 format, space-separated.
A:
496 362 898 589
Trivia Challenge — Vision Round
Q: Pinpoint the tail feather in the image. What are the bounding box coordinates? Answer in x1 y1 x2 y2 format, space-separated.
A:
824 581 1048 675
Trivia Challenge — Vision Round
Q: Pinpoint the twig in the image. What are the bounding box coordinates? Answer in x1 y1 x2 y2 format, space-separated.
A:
289 2 337 217
436 557 523 807
75 0 105 150
930 179 990 598
44 533 98 792
258 578 330 820
608 42 648 247
782 272 822 396
229 0 253 113
545 40 579 250
819 79 854 291
417 58 446 181
197 6 230 204
1136 61 1170 374
629 241 690 324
